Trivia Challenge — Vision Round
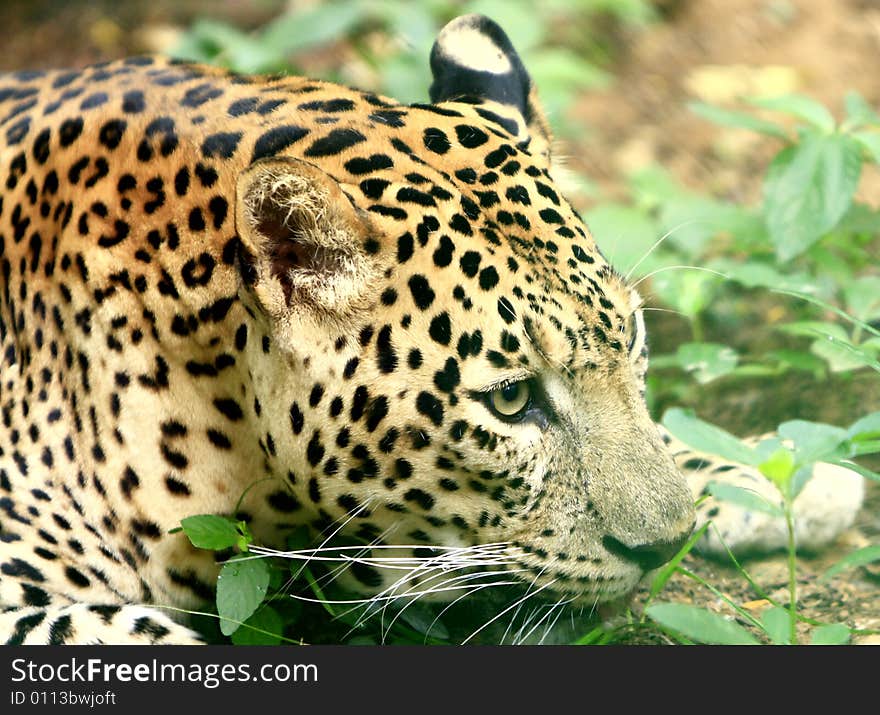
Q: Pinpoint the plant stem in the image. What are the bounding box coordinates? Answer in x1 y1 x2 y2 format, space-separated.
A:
784 502 798 645
691 315 705 343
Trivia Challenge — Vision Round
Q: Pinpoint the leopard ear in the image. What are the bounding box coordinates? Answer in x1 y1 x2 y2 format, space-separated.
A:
235 157 381 320
429 14 553 167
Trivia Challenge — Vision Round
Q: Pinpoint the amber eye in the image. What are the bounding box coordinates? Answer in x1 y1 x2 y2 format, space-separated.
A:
488 381 532 421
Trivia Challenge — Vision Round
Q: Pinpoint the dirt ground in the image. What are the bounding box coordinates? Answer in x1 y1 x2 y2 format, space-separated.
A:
0 0 877 643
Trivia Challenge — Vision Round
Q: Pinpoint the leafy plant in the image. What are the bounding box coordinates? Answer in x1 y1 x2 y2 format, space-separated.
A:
170 0 654 137
173 515 284 644
639 408 880 645
690 91 880 261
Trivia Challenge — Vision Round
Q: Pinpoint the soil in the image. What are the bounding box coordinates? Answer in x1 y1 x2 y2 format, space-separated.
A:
0 0 877 643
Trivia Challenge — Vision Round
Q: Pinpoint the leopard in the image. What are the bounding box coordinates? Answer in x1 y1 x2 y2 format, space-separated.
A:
0 13 864 644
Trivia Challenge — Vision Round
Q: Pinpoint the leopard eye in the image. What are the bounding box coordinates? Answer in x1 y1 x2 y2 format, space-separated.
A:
487 381 531 421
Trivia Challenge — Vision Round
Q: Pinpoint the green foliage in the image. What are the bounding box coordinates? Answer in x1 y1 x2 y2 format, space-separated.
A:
177 514 250 552
763 133 862 261
649 408 880 644
178 515 277 641
662 408 760 465
170 0 651 136
607 92 880 400
176 514 464 645
216 557 271 636
645 603 759 645
809 623 852 645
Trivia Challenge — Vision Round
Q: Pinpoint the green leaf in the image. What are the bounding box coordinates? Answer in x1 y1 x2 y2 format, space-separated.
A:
830 200 880 237
778 420 849 464
755 436 785 461
646 603 760 645
811 334 879 373
688 101 789 139
781 319 879 373
764 349 826 376
773 289 880 339
844 276 880 322
217 557 271 636
763 133 863 261
286 525 313 551
779 320 849 340
180 515 240 551
628 164 685 206
850 440 880 457
382 1 437 52
170 19 281 74
707 482 783 517
379 54 432 104
848 411 880 441
650 269 721 322
853 130 880 165
675 342 739 384
790 464 815 499
760 606 792 645
662 408 759 465
710 259 816 294
526 48 610 94
750 94 835 132
397 604 450 640
231 605 284 645
832 460 880 483
844 91 880 129
758 447 795 488
823 544 880 580
809 623 851 645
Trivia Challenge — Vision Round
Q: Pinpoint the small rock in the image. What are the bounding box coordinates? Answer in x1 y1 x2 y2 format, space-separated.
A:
853 634 880 645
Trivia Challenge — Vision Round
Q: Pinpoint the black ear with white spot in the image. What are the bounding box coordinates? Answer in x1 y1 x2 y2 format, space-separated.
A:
236 157 381 319
429 14 552 164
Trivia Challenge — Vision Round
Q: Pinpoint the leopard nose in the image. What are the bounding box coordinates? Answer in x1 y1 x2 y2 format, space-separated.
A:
602 531 691 571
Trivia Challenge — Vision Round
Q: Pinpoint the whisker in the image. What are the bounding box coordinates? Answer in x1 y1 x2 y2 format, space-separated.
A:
624 219 702 281
313 524 398 590
632 265 729 290
377 569 524 642
287 500 375 582
424 572 525 642
503 565 550 646
462 574 558 644
510 602 542 645
337 547 518 630
641 306 686 316
349 568 522 640
538 599 570 645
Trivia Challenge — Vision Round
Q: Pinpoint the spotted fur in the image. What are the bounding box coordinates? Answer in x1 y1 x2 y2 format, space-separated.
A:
0 14 862 644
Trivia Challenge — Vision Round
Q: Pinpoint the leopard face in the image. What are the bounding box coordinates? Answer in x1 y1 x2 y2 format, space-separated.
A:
0 13 694 637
